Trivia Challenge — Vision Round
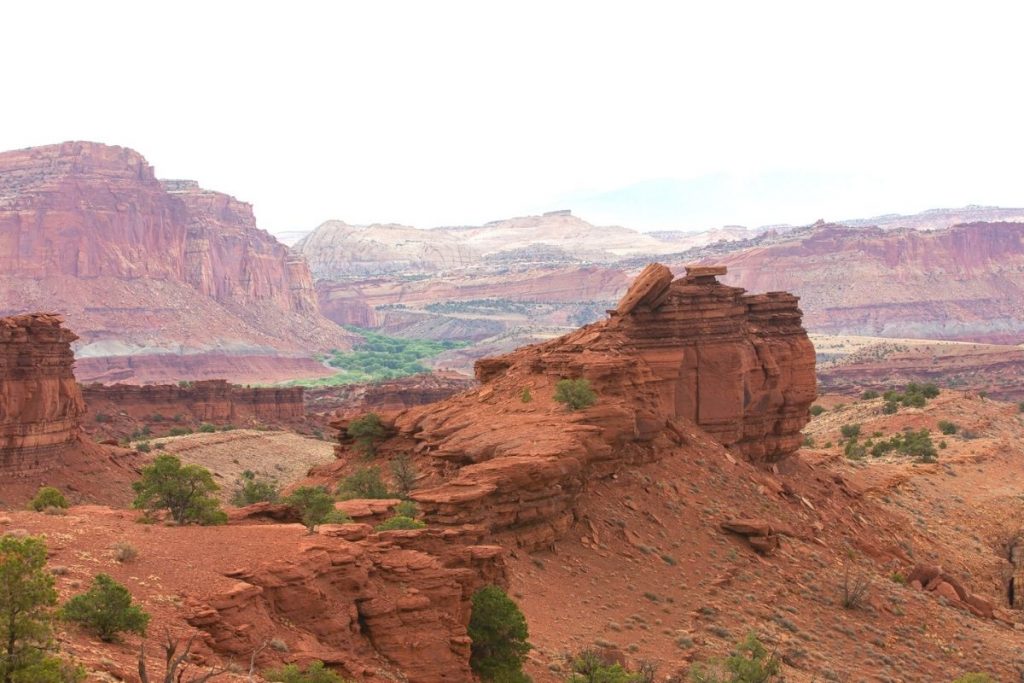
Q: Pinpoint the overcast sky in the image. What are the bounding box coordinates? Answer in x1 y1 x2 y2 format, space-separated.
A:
3 1 1022 233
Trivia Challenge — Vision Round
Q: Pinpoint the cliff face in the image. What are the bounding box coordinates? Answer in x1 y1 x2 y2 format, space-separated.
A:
712 222 1024 343
0 313 84 466
320 265 816 549
82 380 305 426
0 142 351 383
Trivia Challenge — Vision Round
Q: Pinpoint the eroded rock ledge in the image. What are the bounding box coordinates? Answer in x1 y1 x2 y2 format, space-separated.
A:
369 264 817 549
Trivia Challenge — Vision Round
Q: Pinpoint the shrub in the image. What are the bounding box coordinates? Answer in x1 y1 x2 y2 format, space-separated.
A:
809 405 825 416
321 509 353 524
231 470 280 506
389 454 418 496
136 441 152 453
468 585 531 681
337 467 390 500
348 413 387 455
567 648 653 682
520 388 532 403
284 486 336 533
938 420 958 435
113 542 138 564
801 434 815 448
840 424 861 439
264 660 345 683
94 413 110 423
131 454 227 525
168 426 193 437
149 413 165 423
882 401 898 415
553 379 597 411
198 423 216 433
840 556 870 609
861 390 879 400
393 500 417 518
952 674 995 683
62 573 150 642
689 632 780 683
843 440 866 460
30 486 68 512
0 535 61 682
375 515 426 531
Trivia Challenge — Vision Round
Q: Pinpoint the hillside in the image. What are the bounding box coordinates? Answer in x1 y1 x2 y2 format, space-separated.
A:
0 142 353 383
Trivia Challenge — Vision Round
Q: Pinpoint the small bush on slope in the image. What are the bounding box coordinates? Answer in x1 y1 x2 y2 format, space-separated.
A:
554 379 597 411
62 574 149 642
469 585 531 682
131 455 226 525
347 413 387 455
336 466 391 500
284 486 336 533
30 486 68 512
689 632 780 683
231 470 280 506
265 660 347 683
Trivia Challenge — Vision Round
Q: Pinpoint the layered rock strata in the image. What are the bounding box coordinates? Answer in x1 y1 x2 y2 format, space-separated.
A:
186 525 506 682
0 313 85 470
328 264 815 549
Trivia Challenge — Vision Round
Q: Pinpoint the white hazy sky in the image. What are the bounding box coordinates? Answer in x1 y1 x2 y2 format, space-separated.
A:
3 1 1023 233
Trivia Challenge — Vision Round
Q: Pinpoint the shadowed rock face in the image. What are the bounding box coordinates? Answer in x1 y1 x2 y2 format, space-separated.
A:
81 380 305 423
0 313 84 467
378 264 816 548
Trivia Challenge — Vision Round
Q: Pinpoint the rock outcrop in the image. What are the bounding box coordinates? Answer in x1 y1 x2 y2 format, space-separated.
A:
308 373 476 417
0 142 352 383
186 525 506 682
317 265 815 549
0 313 84 468
82 380 305 425
0 313 137 502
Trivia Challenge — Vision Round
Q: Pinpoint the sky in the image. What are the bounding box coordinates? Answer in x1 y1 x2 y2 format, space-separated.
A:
3 1 1023 234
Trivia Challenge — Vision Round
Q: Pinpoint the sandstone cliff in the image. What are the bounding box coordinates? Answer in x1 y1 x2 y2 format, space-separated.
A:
0 142 352 383
710 221 1024 344
0 313 137 502
320 265 816 550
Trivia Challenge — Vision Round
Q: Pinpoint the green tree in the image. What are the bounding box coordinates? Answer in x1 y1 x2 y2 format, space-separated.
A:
389 454 418 497
29 488 67 512
131 455 227 525
952 674 994 683
61 574 149 642
374 516 426 531
553 379 597 411
336 467 390 500
0 535 58 683
348 413 386 455
690 632 779 683
265 660 345 683
567 649 645 682
284 486 335 533
468 586 531 682
231 470 280 506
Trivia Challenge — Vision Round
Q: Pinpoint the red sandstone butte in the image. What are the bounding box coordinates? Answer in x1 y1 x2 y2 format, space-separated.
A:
316 264 816 549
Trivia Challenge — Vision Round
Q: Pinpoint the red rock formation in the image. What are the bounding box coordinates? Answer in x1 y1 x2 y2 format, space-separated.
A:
0 313 84 466
185 526 506 682
0 142 352 383
315 265 815 549
710 221 1024 344
307 373 476 416
82 380 305 425
74 352 333 385
0 313 138 502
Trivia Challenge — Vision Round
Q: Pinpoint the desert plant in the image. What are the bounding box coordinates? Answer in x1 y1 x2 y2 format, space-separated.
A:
264 660 345 683
840 554 870 609
882 401 898 415
374 515 426 531
861 390 879 400
136 441 152 453
393 500 417 517
167 427 193 437
389 454 418 496
689 632 780 683
520 388 532 403
938 420 958 435
348 413 386 455
113 542 138 564
952 674 995 683
801 434 815 448
138 630 229 683
230 470 280 506
62 573 150 642
809 405 825 416
0 535 61 683
336 467 390 500
284 486 335 533
468 585 531 682
567 648 651 682
553 379 597 411
94 413 110 423
30 487 68 512
840 423 861 439
198 423 216 433
321 509 353 524
131 455 227 525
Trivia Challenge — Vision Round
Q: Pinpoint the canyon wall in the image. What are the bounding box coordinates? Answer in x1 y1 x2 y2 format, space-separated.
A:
711 222 1024 344
321 264 815 549
0 142 351 383
82 380 305 424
